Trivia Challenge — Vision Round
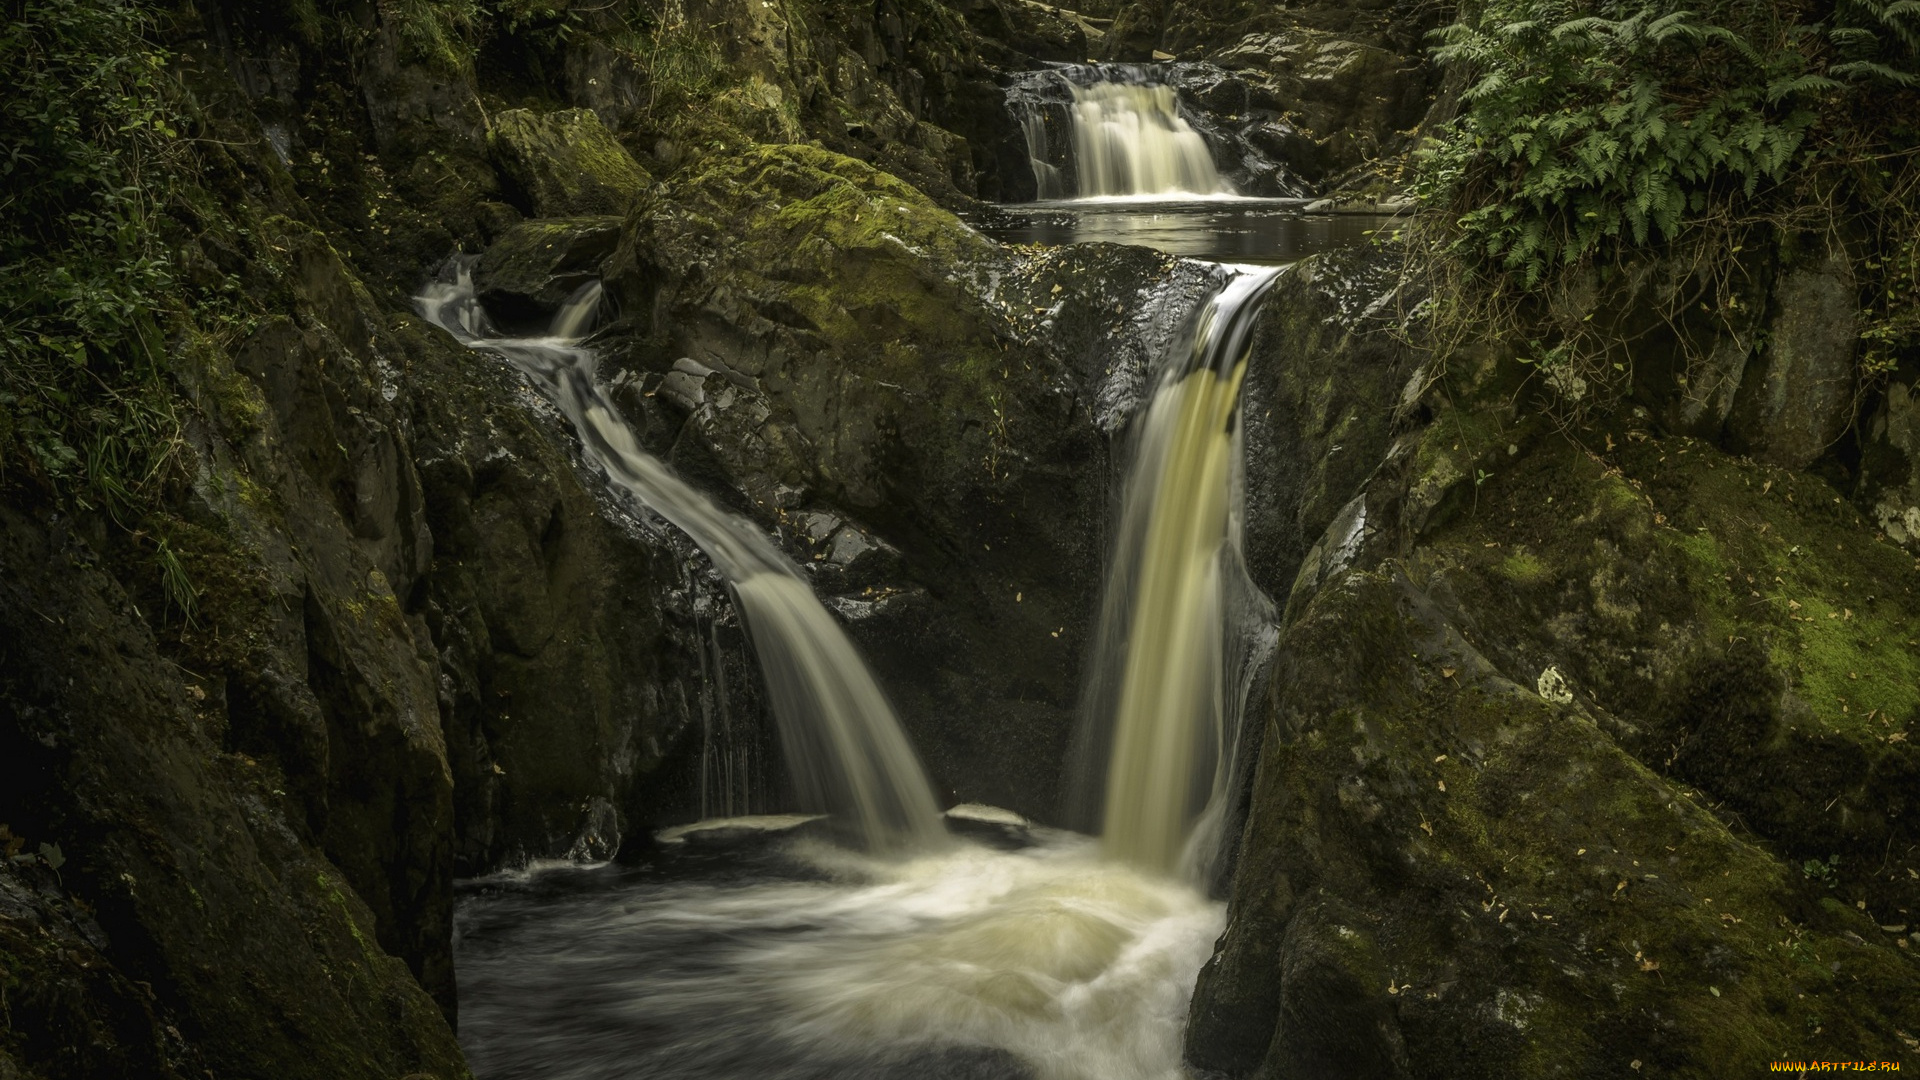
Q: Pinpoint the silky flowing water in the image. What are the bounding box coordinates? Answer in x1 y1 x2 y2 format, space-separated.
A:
456 821 1224 1080
1077 266 1282 877
417 274 944 853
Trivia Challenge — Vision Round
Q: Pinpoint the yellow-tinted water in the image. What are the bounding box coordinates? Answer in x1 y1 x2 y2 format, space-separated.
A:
1082 266 1282 877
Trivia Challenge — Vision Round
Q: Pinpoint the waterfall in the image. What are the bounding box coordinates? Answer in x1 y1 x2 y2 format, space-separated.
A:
1008 67 1232 201
1070 80 1227 198
1019 106 1069 201
1077 265 1282 878
417 268 946 852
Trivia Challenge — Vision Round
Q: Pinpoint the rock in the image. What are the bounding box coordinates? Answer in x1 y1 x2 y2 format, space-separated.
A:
603 145 1185 820
488 108 652 217
1727 258 1861 469
1189 244 1920 1074
473 216 624 325
1861 379 1920 544
0 510 466 1080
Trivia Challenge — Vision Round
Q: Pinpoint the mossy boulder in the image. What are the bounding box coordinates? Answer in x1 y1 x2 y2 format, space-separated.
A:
0 509 468 1080
1192 562 1920 1077
600 143 1188 820
488 108 652 218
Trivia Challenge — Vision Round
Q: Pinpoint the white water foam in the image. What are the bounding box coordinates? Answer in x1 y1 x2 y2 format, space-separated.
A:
456 836 1224 1080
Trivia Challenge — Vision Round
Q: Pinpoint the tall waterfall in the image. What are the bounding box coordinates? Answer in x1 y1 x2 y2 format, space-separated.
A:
417 268 946 852
1010 68 1232 200
1078 265 1282 877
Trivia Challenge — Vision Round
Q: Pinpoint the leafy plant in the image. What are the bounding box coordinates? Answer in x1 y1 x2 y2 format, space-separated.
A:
1415 0 1820 286
1801 853 1841 886
0 0 187 519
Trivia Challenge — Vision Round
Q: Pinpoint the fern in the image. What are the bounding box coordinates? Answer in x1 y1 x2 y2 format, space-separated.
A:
1414 0 1841 284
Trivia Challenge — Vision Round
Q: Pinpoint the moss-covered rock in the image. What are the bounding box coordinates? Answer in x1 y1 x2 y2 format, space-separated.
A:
1192 242 1920 1076
602 142 1190 819
488 108 652 217
0 509 468 1080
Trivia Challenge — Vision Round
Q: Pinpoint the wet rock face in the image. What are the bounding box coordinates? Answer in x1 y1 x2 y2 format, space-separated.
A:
1188 246 1920 1076
473 216 625 326
400 315 731 877
0 511 466 1080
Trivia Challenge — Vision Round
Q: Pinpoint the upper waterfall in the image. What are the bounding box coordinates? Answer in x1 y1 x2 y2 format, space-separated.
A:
1075 264 1281 878
416 269 946 853
1011 66 1234 200
1070 80 1227 198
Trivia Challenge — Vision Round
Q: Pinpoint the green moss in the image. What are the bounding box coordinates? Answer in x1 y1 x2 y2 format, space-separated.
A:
1496 547 1550 585
384 0 479 73
316 870 380 966
489 108 650 217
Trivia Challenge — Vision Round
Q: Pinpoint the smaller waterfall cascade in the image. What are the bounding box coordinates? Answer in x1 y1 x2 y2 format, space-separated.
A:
1071 80 1226 198
1079 265 1282 877
1009 67 1233 200
418 268 946 852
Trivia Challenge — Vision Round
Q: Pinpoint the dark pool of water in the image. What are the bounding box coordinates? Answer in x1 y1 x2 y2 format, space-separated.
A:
971 199 1408 263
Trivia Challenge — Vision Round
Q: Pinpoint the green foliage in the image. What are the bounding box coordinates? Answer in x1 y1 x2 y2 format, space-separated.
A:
0 0 185 518
1416 0 1920 288
1416 0 1821 286
1829 0 1920 85
1857 182 1920 376
385 0 481 72
1801 853 1841 885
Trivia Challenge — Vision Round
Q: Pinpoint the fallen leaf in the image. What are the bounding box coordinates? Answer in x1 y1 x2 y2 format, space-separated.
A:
1640 959 1660 972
